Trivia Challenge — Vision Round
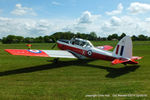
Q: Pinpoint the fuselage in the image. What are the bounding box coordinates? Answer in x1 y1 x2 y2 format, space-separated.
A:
57 38 116 61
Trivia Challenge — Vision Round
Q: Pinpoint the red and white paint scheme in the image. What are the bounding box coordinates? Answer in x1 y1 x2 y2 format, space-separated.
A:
5 36 142 65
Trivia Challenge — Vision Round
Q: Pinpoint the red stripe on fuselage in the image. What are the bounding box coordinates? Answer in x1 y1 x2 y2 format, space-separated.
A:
57 42 116 61
90 52 115 61
57 42 84 55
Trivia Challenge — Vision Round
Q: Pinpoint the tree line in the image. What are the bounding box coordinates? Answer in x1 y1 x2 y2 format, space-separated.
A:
1 31 150 44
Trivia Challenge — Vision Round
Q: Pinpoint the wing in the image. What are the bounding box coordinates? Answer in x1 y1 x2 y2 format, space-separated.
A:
5 49 76 58
96 45 113 51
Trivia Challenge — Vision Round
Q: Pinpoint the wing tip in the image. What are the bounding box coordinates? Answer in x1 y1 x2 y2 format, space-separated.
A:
5 49 13 54
131 56 143 60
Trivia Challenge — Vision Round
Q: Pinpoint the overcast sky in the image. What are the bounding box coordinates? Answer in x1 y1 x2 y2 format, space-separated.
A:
0 0 150 38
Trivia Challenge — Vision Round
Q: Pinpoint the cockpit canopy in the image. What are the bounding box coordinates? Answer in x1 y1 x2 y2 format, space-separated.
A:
70 38 93 47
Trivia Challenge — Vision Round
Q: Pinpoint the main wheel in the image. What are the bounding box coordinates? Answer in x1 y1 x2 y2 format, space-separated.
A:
53 58 59 63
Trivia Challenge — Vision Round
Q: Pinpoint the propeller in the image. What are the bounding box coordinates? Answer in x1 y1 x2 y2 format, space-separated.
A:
51 43 57 49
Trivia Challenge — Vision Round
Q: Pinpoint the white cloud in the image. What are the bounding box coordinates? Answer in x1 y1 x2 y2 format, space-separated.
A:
11 4 37 16
78 11 92 24
145 17 150 22
1 11 150 38
128 2 150 14
106 3 123 15
0 17 73 38
78 11 101 24
110 16 121 26
63 11 101 34
101 16 150 36
51 1 62 6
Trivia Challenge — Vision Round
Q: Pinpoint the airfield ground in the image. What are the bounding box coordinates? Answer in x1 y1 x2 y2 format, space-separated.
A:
0 41 150 100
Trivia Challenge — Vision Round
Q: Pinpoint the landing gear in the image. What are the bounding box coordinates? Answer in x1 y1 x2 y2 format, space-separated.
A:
53 58 59 63
47 58 59 63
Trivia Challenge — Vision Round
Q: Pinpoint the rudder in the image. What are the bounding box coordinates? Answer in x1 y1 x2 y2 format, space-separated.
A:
112 36 132 58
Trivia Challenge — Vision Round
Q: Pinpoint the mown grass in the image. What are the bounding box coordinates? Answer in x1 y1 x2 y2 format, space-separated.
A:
0 41 150 100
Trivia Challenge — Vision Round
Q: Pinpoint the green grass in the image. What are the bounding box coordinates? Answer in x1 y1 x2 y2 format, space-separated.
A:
0 41 150 100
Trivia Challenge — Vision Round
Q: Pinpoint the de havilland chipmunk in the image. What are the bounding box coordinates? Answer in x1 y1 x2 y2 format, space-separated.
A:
5 36 142 65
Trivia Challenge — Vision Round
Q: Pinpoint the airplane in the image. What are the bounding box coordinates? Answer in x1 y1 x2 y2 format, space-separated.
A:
5 36 142 65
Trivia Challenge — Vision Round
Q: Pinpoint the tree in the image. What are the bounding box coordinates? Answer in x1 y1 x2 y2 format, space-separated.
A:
49 36 56 43
111 34 119 40
101 37 107 41
138 34 148 41
148 37 150 41
132 35 138 41
24 37 34 43
89 32 97 40
107 35 112 40
76 32 81 38
107 33 119 40
44 36 51 43
119 33 126 40
34 36 44 43
2 37 7 43
16 36 24 43
4 35 16 43
2 32 150 44
2 35 24 43
51 31 74 40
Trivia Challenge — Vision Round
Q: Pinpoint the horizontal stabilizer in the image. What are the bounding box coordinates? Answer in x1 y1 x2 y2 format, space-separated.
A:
131 56 142 60
112 59 128 65
112 58 138 65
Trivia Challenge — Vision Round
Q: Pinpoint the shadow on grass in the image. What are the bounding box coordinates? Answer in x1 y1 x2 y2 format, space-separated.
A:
85 64 140 78
0 59 140 78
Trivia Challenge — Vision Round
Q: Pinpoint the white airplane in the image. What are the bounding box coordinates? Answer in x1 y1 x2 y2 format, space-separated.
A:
5 36 142 65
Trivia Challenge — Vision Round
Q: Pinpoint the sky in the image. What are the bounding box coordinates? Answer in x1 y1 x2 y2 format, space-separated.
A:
1 0 150 38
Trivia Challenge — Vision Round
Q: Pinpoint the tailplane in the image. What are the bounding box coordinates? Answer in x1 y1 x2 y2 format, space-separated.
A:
112 36 142 65
112 58 138 65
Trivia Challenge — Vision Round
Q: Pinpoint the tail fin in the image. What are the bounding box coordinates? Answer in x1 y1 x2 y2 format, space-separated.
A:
112 36 132 58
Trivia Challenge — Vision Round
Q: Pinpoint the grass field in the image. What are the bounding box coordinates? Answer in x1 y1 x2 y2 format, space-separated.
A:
0 41 150 100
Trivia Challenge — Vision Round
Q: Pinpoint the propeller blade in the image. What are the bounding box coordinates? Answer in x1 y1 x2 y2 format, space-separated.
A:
51 43 56 49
